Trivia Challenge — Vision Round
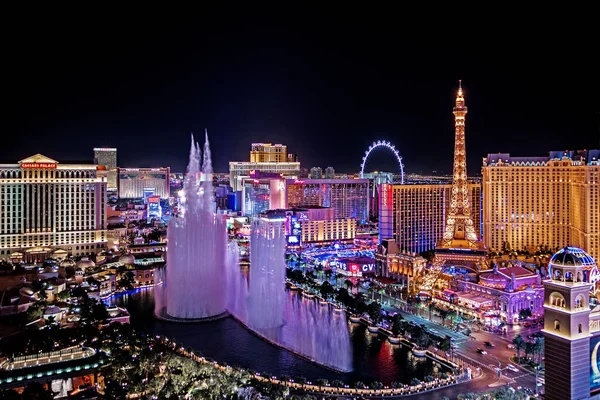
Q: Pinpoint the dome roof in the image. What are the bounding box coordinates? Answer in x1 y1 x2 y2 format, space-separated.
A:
119 253 135 265
76 257 95 269
550 247 597 268
59 258 76 268
44 306 62 315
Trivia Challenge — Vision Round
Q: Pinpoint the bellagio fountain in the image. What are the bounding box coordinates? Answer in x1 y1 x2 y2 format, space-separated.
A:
154 132 229 321
155 133 352 371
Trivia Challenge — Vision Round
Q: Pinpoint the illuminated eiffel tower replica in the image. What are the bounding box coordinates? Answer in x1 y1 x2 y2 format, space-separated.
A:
420 81 488 293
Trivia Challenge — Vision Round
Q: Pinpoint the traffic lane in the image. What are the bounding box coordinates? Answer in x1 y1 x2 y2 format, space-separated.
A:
379 302 466 342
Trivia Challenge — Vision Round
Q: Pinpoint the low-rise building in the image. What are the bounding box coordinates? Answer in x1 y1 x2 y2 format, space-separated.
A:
375 239 426 292
133 266 155 286
433 262 545 325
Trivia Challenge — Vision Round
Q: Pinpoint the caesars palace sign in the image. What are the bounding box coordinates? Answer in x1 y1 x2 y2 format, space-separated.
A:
21 163 57 169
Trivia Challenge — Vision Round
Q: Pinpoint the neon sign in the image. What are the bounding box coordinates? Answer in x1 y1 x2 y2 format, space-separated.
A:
287 235 300 245
21 163 56 169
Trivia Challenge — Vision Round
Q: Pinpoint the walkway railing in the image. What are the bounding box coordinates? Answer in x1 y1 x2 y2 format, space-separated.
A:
1 346 95 371
153 335 470 398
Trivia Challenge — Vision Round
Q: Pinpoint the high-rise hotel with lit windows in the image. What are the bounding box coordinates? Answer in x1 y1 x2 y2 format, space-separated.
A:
482 149 600 262
378 180 482 253
0 154 107 262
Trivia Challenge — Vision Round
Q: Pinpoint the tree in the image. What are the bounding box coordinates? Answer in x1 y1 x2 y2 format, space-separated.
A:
438 308 450 326
366 301 382 325
525 341 535 363
118 278 133 290
57 290 70 301
315 378 328 387
319 281 334 301
354 381 365 389
391 314 405 336
370 381 384 390
512 334 526 363
37 288 48 301
354 294 368 314
324 268 333 282
336 288 351 307
416 330 432 350
86 276 101 288
438 337 452 353
314 265 324 280
519 308 532 320
26 301 47 323
410 378 421 386
331 379 344 388
345 279 355 295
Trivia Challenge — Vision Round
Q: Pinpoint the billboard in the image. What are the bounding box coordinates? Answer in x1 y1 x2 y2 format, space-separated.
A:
287 235 300 245
591 335 600 395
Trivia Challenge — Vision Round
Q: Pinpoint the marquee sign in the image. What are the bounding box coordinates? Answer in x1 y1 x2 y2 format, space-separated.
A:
21 163 56 169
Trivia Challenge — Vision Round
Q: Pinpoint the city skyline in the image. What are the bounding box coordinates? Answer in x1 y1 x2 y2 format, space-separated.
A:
4 18 597 174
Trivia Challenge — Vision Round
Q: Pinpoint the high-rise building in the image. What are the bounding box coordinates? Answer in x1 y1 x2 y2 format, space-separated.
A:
378 181 482 254
241 175 287 217
229 162 300 192
482 149 600 262
0 154 107 262
93 148 117 190
325 167 335 179
286 178 369 223
420 82 487 292
117 167 170 199
310 167 323 179
229 143 300 191
250 143 287 162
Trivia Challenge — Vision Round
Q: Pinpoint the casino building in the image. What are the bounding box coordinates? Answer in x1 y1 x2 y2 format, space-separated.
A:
0 154 107 262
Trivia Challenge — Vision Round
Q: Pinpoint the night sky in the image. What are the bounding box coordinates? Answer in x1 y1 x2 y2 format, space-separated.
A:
3 16 598 175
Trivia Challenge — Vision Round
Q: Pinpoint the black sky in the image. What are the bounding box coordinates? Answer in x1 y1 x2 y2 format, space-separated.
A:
3 14 598 174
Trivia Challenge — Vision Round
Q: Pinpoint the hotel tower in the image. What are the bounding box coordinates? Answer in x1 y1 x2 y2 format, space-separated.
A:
482 149 600 262
0 154 107 262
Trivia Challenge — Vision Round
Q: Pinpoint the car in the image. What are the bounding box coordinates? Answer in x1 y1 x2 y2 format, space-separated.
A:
484 341 495 347
476 348 487 355
507 344 515 349
506 365 519 372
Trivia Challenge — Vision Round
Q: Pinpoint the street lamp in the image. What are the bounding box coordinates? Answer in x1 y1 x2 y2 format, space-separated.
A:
534 365 544 396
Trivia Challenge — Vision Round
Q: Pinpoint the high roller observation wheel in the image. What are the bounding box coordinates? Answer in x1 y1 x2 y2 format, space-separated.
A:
360 140 405 184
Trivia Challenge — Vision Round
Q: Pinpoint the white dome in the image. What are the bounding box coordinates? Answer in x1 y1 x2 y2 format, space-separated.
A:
59 258 76 268
76 257 95 269
119 253 135 265
44 306 62 315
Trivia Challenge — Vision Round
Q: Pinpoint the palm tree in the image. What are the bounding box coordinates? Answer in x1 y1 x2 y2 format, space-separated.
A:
345 279 355 295
438 308 450 326
512 334 526 364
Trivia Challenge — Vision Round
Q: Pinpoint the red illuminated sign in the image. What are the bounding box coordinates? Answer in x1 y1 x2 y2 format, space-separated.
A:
21 163 56 169
350 264 359 273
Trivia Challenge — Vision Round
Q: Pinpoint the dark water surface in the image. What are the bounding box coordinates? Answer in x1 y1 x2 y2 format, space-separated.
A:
112 287 447 384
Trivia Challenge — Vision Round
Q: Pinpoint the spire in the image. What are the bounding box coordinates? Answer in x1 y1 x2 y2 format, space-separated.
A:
455 80 465 107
